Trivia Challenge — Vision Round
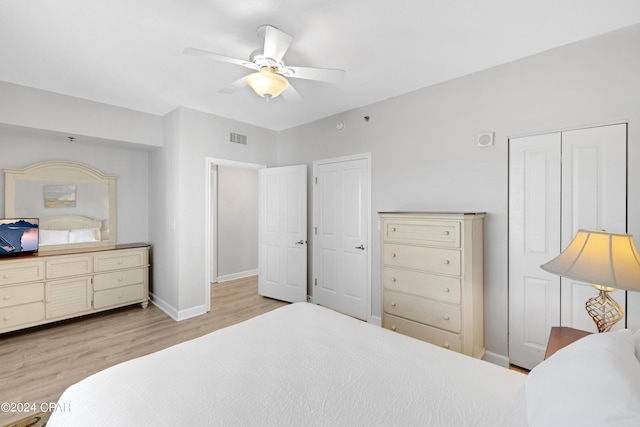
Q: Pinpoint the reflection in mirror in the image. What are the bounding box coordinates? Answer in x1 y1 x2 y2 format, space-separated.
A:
4 161 117 252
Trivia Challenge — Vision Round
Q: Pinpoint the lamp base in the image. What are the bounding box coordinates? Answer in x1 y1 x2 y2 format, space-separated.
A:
585 285 624 333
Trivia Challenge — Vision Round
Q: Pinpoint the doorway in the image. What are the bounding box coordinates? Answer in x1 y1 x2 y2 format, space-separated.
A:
204 158 265 313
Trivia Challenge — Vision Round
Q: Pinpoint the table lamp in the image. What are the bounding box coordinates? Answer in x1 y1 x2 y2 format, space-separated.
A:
540 229 640 332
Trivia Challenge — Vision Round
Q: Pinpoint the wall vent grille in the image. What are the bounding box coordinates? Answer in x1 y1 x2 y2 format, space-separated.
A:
229 132 248 145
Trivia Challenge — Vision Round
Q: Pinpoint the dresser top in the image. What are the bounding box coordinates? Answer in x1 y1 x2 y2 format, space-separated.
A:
378 211 486 217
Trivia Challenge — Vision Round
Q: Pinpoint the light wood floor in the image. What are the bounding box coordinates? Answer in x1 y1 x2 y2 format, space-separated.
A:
0 276 287 426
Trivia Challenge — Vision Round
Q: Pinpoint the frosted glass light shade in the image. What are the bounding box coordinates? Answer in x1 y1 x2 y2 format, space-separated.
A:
540 229 640 291
246 67 288 99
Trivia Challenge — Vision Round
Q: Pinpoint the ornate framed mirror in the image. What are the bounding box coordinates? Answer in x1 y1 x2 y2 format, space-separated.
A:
4 161 117 252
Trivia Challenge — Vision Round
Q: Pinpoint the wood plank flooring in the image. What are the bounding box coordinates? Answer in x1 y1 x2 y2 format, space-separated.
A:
0 276 287 426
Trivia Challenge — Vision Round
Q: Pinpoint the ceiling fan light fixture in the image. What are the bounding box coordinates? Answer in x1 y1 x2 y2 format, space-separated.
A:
246 67 288 99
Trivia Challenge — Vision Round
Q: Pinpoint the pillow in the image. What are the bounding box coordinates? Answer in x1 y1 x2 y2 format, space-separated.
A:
69 228 100 243
526 329 640 427
39 229 70 245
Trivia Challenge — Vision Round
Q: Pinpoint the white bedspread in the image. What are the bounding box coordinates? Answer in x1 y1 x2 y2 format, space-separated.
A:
48 303 527 426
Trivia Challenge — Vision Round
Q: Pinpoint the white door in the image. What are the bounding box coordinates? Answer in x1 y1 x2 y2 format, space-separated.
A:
509 132 562 369
258 165 307 303
560 124 627 330
314 156 370 320
509 124 627 369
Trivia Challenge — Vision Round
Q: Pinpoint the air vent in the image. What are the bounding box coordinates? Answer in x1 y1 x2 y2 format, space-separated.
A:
229 132 248 145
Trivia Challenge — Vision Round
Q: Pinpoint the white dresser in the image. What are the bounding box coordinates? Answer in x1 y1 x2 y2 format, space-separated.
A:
379 212 485 358
0 244 149 334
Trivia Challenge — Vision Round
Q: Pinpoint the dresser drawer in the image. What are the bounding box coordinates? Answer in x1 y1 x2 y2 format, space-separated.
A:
46 256 92 279
45 277 92 319
382 267 460 304
0 283 44 308
94 284 145 309
94 249 147 273
94 268 145 291
383 313 461 352
0 260 45 286
384 220 460 248
383 291 461 333
0 302 45 330
383 243 461 276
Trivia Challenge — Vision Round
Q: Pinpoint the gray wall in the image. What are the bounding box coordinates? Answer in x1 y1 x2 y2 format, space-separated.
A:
0 131 150 245
148 107 277 319
276 24 640 363
217 166 259 279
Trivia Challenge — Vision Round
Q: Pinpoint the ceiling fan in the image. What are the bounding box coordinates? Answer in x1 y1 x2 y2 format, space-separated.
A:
184 24 345 102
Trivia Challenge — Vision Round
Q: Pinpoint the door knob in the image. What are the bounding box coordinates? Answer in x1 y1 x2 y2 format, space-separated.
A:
355 245 365 250
295 240 306 245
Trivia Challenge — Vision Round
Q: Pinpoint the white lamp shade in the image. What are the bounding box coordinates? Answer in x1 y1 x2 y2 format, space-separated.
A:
246 67 288 98
540 229 640 291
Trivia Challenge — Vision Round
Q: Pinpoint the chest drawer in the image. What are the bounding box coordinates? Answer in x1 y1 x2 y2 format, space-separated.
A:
383 243 461 276
384 220 460 248
0 302 45 331
383 313 461 352
94 268 145 291
46 256 92 279
94 284 145 309
0 260 45 286
383 290 461 333
0 283 44 308
382 267 460 304
94 249 147 272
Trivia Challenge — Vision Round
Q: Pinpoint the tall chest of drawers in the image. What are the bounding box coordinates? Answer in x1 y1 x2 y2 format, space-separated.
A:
380 212 485 358
0 244 149 334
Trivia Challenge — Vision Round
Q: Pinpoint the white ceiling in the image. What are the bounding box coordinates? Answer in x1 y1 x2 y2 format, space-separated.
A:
2 0 640 131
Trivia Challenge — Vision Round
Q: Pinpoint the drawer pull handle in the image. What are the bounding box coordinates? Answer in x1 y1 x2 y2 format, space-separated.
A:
444 231 450 235
391 325 397 331
118 277 124 282
443 260 450 265
391 277 396 282
3 274 9 279
3 295 9 300
443 288 450 293
443 342 450 349
118 294 124 299
391 302 397 307
391 227 396 232
391 253 397 258
118 261 124 265
443 315 450 320
3 316 10 321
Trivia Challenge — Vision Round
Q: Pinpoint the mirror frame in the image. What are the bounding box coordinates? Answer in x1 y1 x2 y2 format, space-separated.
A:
4 160 117 252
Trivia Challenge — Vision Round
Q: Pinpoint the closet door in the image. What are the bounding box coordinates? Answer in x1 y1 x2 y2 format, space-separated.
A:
560 124 627 331
509 124 627 369
509 133 562 369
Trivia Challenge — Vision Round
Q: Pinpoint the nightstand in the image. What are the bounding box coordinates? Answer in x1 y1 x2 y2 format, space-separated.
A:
544 326 592 360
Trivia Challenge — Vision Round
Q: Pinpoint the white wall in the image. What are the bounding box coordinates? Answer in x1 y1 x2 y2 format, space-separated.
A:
277 24 640 363
217 166 259 279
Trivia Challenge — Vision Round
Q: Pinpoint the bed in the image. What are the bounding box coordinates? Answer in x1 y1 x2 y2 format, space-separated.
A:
39 215 105 247
48 303 640 426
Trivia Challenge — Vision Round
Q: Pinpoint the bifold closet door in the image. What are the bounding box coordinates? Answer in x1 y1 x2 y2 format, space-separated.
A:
509 132 562 370
559 124 627 331
509 123 627 369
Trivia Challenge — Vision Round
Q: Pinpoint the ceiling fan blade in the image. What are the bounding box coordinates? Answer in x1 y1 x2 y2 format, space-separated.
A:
218 76 249 94
262 25 292 62
283 66 345 84
183 47 258 70
281 84 302 103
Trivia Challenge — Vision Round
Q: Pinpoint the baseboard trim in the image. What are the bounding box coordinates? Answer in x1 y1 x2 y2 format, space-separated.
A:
150 293 207 321
483 350 510 368
368 314 382 326
216 269 259 283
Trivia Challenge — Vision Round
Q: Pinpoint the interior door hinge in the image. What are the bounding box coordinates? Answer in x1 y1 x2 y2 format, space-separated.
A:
314 278 317 286
314 227 317 235
315 176 318 184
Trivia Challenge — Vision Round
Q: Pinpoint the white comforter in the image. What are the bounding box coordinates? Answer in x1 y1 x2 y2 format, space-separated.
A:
48 303 527 426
